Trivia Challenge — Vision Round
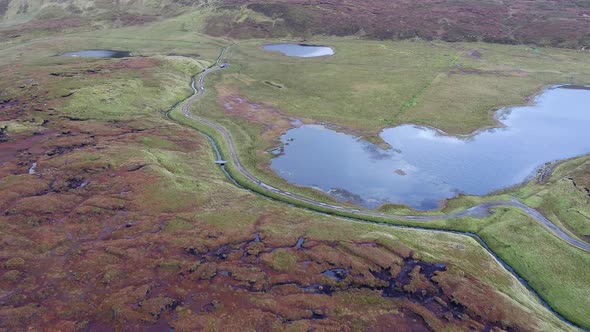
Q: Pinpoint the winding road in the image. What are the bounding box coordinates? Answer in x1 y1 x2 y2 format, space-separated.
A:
163 46 590 329
177 47 590 253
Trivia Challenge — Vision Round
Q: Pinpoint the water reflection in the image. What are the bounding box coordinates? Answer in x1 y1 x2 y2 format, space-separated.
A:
263 44 334 58
60 50 130 58
271 86 590 209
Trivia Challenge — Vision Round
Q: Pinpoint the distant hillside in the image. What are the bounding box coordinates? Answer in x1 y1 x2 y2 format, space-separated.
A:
0 0 212 41
212 0 590 49
0 0 206 25
0 0 589 49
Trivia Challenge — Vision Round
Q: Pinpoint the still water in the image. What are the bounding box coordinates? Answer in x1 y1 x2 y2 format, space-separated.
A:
271 86 590 210
263 44 334 57
60 50 130 58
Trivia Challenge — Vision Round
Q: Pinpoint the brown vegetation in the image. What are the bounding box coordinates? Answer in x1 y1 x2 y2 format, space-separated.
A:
214 0 590 48
217 85 305 142
0 18 86 41
0 55 541 331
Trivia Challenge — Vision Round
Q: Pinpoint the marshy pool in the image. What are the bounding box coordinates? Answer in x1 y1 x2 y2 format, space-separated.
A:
60 50 130 58
270 86 590 210
263 44 334 58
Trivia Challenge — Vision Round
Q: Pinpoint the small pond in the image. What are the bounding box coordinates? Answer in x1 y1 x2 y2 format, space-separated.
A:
263 43 334 58
60 50 130 58
270 86 590 210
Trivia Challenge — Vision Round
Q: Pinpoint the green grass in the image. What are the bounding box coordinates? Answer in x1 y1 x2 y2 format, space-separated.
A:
514 156 590 241
0 119 44 134
480 208 590 328
393 81 434 122
221 39 448 133
219 39 590 135
269 249 298 272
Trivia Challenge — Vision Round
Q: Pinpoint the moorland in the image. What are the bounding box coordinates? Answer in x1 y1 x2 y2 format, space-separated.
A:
0 1 589 331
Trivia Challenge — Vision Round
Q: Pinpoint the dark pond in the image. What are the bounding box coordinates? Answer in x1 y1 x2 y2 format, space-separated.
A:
60 50 130 58
322 269 348 281
263 43 334 58
270 86 590 210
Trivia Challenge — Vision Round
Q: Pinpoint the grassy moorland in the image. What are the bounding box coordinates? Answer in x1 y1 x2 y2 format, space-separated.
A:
176 79 590 332
0 28 577 331
177 34 590 329
0 7 589 331
177 99 590 329
215 38 590 135
186 36 590 215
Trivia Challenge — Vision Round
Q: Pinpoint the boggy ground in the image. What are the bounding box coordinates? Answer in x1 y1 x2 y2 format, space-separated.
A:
0 94 552 331
0 117 569 331
171 233 523 331
180 38 590 328
0 32 576 330
0 180 555 332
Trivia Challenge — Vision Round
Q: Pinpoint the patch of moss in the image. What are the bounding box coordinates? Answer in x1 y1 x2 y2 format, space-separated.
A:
269 249 297 272
3 270 23 282
4 257 25 269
